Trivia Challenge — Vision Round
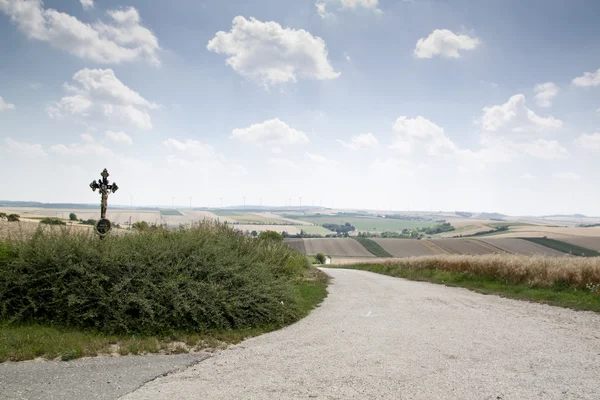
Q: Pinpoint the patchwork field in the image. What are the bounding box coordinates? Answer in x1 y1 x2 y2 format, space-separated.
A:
478 238 566 256
303 238 375 257
288 215 437 232
372 239 439 257
559 236 600 252
234 225 302 235
429 239 507 255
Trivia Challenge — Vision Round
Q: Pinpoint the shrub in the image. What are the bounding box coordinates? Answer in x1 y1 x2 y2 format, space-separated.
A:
315 253 326 264
0 221 309 335
6 214 19 222
81 219 97 226
40 218 67 226
69 213 78 221
258 230 283 242
0 213 6 220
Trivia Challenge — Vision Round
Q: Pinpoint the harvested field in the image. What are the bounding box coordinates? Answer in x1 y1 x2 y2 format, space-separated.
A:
303 238 375 257
372 239 439 257
284 239 306 254
478 238 566 257
296 225 334 235
259 213 313 226
429 239 506 255
330 257 394 265
232 225 301 235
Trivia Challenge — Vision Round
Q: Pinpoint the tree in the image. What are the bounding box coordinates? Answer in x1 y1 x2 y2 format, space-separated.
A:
69 213 78 221
7 214 20 222
315 253 326 264
258 230 283 241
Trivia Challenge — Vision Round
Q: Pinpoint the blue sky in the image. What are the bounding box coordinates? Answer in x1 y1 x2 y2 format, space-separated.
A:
1 0 599 215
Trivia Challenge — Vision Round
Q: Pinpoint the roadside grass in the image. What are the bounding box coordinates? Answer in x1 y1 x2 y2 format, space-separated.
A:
328 255 600 312
354 238 393 258
0 269 329 362
523 237 599 257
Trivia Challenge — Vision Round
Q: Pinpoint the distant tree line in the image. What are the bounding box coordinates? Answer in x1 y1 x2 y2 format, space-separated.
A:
453 226 508 238
357 223 455 239
322 223 355 234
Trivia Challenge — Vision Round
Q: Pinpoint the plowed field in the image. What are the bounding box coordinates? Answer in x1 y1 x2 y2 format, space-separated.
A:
429 239 506 255
303 238 375 257
478 238 566 256
372 239 439 257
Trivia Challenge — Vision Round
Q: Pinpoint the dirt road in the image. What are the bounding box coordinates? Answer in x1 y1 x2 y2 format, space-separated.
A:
123 268 600 399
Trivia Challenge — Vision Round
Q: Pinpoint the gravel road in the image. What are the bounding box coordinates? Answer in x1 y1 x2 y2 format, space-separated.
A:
123 268 600 399
0 354 210 400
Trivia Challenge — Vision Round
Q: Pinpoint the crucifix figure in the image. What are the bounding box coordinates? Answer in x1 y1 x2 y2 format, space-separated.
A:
90 169 118 236
90 169 119 218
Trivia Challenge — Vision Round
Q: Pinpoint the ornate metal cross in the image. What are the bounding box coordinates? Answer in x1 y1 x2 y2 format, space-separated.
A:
90 169 118 236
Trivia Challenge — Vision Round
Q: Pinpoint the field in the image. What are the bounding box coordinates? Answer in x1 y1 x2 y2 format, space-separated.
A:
303 238 375 257
234 225 302 235
289 215 436 232
429 239 506 255
523 238 599 257
211 211 288 224
296 225 334 235
159 209 183 216
478 238 566 256
559 237 600 252
372 239 439 257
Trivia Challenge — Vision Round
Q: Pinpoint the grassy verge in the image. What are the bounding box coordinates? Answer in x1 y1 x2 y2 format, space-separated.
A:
354 237 393 257
328 255 600 312
523 237 599 257
0 269 328 362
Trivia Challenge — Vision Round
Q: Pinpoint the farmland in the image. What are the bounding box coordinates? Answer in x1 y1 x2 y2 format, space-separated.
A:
288 214 437 232
303 238 375 257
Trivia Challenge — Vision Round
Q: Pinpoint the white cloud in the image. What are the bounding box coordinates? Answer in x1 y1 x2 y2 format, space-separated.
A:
305 152 338 167
337 132 378 150
534 82 559 108
0 96 15 111
80 0 94 10
480 94 562 136
105 130 133 145
207 17 340 85
48 68 159 130
3 137 46 157
414 29 480 59
315 1 331 18
520 139 569 160
231 118 309 145
50 134 113 156
554 172 581 181
392 116 458 155
575 133 600 150
0 1 159 65
572 68 600 88
163 138 247 176
316 0 381 17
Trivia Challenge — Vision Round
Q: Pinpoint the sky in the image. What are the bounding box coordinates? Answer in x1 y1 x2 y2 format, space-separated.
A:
0 0 599 216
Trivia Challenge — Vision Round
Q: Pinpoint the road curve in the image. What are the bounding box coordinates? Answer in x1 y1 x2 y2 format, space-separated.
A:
124 268 600 400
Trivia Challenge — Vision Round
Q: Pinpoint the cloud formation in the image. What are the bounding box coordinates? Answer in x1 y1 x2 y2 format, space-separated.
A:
0 1 160 65
4 137 46 157
337 133 379 150
48 68 159 130
0 95 15 111
534 82 559 108
207 17 340 85
572 68 600 87
415 29 480 58
231 119 309 145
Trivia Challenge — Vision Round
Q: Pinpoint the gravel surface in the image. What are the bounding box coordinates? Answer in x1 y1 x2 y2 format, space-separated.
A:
0 354 210 400
124 268 600 399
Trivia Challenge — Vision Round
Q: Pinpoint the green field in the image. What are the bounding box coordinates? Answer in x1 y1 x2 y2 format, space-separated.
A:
159 209 183 216
296 225 334 235
523 238 599 257
354 238 393 257
289 215 436 232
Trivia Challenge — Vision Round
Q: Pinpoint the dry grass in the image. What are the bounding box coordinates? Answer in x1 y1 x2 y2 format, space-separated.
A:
371 254 600 288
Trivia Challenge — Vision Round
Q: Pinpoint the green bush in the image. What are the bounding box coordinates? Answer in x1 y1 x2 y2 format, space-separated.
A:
258 230 283 242
69 213 78 221
315 253 326 264
40 218 67 226
0 221 309 335
6 214 19 222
